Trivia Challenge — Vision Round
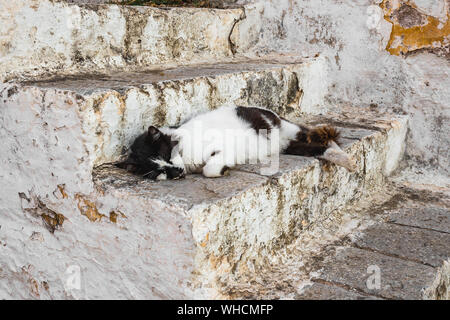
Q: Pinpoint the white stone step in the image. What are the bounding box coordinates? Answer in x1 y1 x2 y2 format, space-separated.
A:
89 114 407 299
0 99 407 298
2 58 324 171
1 57 334 299
0 0 244 81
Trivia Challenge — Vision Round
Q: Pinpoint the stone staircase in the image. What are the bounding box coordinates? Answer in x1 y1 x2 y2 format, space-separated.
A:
223 183 449 300
0 0 447 300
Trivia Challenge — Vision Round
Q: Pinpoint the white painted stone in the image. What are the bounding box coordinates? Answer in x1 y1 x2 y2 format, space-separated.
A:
0 62 407 298
0 91 407 299
0 60 325 299
0 0 243 81
296 55 330 114
2 0 439 300
27 60 323 164
231 0 450 175
92 115 407 299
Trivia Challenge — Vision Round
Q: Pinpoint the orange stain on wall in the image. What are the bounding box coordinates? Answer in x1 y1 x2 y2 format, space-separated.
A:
381 0 449 55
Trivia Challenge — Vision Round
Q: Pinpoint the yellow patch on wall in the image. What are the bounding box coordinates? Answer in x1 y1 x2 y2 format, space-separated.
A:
381 0 449 55
75 194 106 222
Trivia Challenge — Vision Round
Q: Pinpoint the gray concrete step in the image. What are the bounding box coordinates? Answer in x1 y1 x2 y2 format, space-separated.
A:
281 188 449 300
309 246 437 300
386 206 450 234
351 222 449 268
296 282 382 300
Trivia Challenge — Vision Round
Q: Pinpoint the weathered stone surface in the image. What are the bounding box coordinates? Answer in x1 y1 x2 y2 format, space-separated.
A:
65 0 125 4
386 206 450 234
63 0 242 7
424 259 450 300
90 117 406 298
22 60 310 96
0 0 244 81
1 0 447 301
351 223 450 267
0 89 407 298
3 59 322 168
0 59 303 299
313 246 436 299
381 0 449 56
296 282 382 300
230 0 450 178
93 164 269 209
0 31 408 298
3 57 377 299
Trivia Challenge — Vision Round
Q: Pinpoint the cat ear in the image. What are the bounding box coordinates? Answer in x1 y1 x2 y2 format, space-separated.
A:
147 126 161 140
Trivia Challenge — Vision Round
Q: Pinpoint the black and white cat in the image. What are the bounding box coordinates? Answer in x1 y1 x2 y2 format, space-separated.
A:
118 105 356 180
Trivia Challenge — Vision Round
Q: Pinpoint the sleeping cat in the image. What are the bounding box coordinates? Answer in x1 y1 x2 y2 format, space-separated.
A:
118 105 356 180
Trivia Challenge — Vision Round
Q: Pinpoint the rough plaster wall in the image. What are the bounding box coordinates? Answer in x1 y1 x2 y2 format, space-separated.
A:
233 0 449 176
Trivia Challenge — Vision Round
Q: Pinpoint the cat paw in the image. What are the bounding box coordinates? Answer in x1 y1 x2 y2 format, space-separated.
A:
203 165 231 178
142 170 165 180
220 166 230 176
143 166 185 180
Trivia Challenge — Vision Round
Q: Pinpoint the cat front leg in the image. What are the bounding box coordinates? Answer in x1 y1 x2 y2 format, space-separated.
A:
203 163 230 178
202 152 232 178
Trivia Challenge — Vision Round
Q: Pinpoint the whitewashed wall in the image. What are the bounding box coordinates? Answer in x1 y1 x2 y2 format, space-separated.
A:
233 0 449 175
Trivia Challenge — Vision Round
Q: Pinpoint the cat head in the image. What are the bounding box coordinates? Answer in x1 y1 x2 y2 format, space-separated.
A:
118 126 184 180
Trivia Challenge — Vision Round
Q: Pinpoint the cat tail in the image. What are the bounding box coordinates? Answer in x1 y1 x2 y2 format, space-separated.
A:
311 126 357 172
284 124 356 172
284 124 340 157
307 125 340 146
